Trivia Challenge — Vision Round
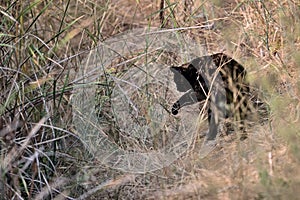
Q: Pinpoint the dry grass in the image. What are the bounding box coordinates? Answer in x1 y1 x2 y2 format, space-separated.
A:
0 0 300 199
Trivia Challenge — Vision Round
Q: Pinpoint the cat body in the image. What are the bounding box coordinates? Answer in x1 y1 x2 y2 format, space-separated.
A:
170 53 251 140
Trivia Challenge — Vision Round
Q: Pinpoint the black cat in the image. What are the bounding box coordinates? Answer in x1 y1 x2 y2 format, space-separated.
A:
170 53 252 141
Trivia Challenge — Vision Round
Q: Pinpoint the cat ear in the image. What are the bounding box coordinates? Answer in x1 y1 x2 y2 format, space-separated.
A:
170 66 181 73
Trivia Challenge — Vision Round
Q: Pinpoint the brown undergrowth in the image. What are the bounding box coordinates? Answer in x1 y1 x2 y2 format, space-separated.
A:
0 0 299 199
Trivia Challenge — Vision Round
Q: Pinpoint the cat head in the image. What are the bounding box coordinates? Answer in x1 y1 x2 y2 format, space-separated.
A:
170 63 198 92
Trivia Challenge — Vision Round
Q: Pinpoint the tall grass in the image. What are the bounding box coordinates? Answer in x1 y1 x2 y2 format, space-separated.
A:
0 0 299 199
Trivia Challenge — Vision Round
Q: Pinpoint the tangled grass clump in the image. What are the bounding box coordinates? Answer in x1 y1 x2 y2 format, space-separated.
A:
0 0 300 199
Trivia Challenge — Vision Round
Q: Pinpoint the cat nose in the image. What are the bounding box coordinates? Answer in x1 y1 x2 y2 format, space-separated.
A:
171 102 180 115
172 108 179 115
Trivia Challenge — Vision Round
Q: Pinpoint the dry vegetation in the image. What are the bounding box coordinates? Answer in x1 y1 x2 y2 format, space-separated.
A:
1 0 300 199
